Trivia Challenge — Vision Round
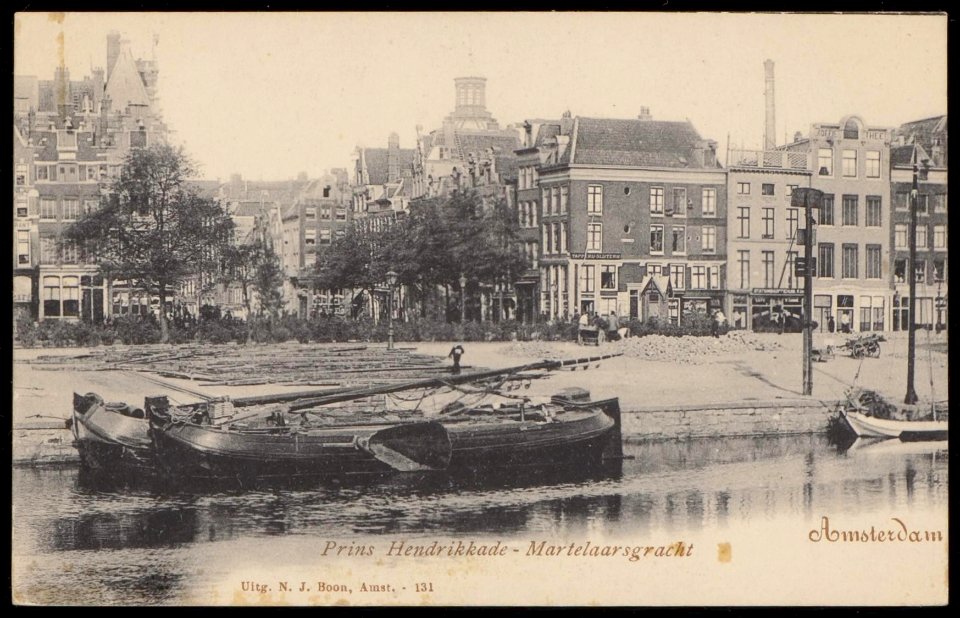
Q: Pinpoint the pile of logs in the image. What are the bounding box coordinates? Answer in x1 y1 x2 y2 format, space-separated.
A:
24 343 472 389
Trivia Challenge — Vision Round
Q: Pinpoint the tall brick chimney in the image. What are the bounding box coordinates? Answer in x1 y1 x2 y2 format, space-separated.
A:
764 59 776 150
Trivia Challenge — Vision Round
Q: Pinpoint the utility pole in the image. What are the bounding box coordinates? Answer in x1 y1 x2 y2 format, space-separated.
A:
792 187 822 396
905 148 922 404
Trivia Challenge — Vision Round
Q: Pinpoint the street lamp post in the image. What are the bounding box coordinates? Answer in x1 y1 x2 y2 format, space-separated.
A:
459 273 467 323
386 270 398 351
935 280 944 333
905 150 921 404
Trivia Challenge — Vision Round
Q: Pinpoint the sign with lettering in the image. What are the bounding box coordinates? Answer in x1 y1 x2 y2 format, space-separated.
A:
752 288 804 296
569 252 622 260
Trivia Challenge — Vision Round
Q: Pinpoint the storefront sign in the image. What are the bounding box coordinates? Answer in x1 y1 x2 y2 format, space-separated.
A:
569 252 622 260
751 288 803 296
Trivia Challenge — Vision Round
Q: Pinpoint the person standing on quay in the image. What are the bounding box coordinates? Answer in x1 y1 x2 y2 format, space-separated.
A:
448 344 465 375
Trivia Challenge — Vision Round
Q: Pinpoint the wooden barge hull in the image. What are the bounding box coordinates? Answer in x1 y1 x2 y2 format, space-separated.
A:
150 402 619 482
71 393 154 473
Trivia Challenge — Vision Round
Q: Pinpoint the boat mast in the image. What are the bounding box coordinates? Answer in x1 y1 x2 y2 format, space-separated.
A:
904 146 919 405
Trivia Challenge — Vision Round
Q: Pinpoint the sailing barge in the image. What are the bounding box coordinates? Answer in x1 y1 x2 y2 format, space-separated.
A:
71 355 623 483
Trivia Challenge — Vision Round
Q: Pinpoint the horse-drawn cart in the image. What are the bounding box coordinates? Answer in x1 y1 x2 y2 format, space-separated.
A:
840 334 885 358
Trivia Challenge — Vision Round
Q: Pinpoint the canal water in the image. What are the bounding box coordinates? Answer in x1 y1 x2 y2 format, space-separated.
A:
12 434 948 605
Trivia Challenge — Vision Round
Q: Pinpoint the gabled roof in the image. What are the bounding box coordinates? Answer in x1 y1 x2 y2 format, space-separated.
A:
638 274 673 297
104 45 151 109
898 115 947 136
361 148 416 185
571 117 715 168
890 143 932 167
457 132 520 157
231 200 267 217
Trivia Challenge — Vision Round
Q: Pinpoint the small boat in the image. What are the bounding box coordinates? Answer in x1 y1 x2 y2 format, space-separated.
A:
838 388 948 442
840 408 948 441
147 387 621 483
71 392 154 473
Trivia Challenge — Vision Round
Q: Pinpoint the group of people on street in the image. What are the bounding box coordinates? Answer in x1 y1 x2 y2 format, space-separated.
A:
573 310 627 344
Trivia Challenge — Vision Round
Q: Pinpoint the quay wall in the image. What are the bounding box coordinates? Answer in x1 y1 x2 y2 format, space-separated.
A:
12 399 838 466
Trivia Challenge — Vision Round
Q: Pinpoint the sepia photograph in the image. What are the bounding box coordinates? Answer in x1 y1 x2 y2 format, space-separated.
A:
12 11 948 606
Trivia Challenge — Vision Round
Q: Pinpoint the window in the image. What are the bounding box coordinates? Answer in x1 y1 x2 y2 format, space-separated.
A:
62 276 79 317
542 224 550 254
737 207 750 238
319 229 332 244
36 165 49 181
818 148 833 176
58 131 77 150
865 245 882 279
702 226 716 253
559 222 567 253
40 199 57 220
16 163 27 185
738 250 750 289
786 184 798 197
552 188 561 215
786 251 798 288
647 263 662 277
305 207 316 221
933 260 945 282
17 230 30 265
671 188 686 217
737 182 751 195
895 192 910 211
894 259 907 283
542 189 551 215
842 244 858 279
843 119 860 139
702 188 716 216
865 196 882 227
691 266 706 290
934 225 947 250
670 264 685 290
650 225 664 253
916 225 928 249
819 194 835 225
707 265 720 290
915 260 926 284
62 199 80 221
555 223 563 253
560 186 568 214
762 252 776 287
762 183 775 196
933 194 946 213
860 296 873 332
671 225 685 254
84 199 99 214
85 165 99 181
895 224 908 249
580 265 595 293
61 240 78 264
649 187 664 215
43 276 61 317
866 151 881 178
40 235 57 263
587 223 602 252
16 202 28 218
335 208 346 221
305 230 316 246
786 208 799 239
762 208 775 239
819 243 834 278
842 149 857 177
600 265 617 290
842 195 858 226
916 194 929 215
320 206 331 219
587 185 602 215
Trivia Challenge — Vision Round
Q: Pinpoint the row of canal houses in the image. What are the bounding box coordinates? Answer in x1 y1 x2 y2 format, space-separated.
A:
350 72 947 332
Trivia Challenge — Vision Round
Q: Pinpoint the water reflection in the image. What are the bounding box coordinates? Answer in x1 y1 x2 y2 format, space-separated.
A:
12 434 948 603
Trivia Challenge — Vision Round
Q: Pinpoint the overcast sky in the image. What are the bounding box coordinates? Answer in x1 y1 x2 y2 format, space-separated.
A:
15 12 948 181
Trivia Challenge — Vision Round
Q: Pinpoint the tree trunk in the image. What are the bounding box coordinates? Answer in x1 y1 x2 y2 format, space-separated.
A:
243 283 253 344
158 282 169 343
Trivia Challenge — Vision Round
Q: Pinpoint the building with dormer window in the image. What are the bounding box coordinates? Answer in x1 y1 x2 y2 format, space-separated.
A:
13 32 169 322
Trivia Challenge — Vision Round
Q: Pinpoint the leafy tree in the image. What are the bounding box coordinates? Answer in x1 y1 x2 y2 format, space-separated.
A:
64 144 234 342
315 190 528 322
252 240 286 321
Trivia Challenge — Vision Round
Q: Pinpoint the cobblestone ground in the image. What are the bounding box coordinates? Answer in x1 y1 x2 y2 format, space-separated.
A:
13 331 948 427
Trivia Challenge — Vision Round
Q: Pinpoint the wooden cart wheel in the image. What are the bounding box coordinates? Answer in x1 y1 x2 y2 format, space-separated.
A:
869 344 881 358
